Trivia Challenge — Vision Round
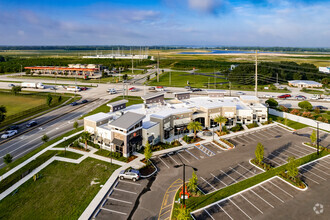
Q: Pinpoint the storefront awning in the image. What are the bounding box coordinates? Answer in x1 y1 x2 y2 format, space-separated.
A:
112 138 124 146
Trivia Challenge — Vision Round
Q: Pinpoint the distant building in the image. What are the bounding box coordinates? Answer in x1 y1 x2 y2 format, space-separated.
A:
319 67 330 74
288 80 323 88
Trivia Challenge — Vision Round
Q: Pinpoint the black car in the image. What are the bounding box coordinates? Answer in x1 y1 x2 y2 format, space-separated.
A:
26 121 37 128
70 102 78 106
192 88 202 92
315 105 328 110
6 125 19 131
81 99 88 104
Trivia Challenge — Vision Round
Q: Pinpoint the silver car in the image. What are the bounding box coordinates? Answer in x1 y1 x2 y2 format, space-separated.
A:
1 130 18 139
119 169 140 182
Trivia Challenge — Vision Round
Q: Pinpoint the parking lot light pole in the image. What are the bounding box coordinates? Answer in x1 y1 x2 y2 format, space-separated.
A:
174 163 198 208
317 122 319 155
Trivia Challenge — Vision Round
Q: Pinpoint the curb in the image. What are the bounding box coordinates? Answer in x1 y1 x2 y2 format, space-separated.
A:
276 175 308 192
248 159 266 173
140 159 158 178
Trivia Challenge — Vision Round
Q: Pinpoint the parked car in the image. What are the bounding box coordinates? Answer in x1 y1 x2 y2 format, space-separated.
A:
8 84 15 87
108 88 117 94
324 98 330 102
295 95 306 100
50 86 57 90
81 99 88 104
148 87 155 91
314 105 328 110
26 121 37 128
311 95 320 100
6 125 19 131
70 102 78 106
129 87 137 92
236 91 246 95
80 87 88 91
1 130 18 139
263 94 273 98
119 169 141 182
155 86 164 91
278 94 291 99
192 88 202 92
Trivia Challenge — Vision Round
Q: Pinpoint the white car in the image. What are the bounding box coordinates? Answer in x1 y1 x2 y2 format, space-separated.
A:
1 130 18 139
236 91 246 95
324 98 330 102
108 88 117 94
263 94 273 98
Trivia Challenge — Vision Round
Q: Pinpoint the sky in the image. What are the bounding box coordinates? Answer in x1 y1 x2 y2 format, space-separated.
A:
0 0 330 47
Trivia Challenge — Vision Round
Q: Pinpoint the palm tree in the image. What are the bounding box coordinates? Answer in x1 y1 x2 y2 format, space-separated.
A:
187 121 202 139
214 115 227 134
81 131 91 150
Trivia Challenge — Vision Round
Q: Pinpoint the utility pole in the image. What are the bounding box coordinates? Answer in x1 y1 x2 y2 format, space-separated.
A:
317 122 319 155
132 48 134 75
255 50 258 97
157 52 160 82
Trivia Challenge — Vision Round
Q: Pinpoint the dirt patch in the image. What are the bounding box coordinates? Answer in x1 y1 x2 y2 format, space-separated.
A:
139 164 156 176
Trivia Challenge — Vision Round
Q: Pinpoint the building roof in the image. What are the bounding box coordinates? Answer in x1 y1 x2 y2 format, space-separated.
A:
107 99 128 107
141 92 165 100
173 91 191 95
109 112 145 130
84 112 112 122
288 80 322 85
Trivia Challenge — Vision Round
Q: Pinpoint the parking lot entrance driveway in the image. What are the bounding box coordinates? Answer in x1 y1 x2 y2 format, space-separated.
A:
93 179 148 220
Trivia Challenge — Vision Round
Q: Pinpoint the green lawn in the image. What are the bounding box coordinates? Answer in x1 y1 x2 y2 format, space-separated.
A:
149 71 227 88
0 158 120 219
0 93 46 116
81 95 143 119
268 114 309 130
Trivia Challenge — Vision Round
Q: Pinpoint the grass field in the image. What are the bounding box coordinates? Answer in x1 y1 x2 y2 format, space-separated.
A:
0 93 46 116
149 71 227 88
268 114 309 130
0 158 120 219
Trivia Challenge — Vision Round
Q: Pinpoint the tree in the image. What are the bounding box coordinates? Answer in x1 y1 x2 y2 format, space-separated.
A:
11 86 21 95
310 130 317 146
298 101 312 111
3 154 13 165
265 98 278 108
314 107 320 115
286 156 298 180
57 95 62 103
214 115 227 134
81 131 91 150
187 121 202 139
187 171 198 194
144 141 152 165
73 121 79 130
0 105 6 125
47 94 53 106
177 207 190 220
255 143 264 164
41 134 49 143
146 75 150 81
123 74 128 80
321 78 329 86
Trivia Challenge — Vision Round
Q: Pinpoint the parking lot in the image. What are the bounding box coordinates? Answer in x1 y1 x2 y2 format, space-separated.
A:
151 142 226 171
225 125 290 147
93 179 148 220
197 161 264 194
192 156 330 220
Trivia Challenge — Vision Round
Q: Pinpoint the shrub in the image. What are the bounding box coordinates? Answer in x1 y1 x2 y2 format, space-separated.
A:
290 109 300 115
3 154 13 165
298 101 313 111
278 105 289 112
265 98 278 108
230 124 243 132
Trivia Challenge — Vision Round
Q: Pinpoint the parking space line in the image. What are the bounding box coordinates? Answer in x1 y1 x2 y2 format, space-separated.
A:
299 172 319 184
168 154 179 165
100 207 127 215
294 144 314 154
119 180 141 186
108 197 133 204
268 181 293 198
185 149 199 160
200 176 217 191
217 203 233 220
284 148 305 158
257 132 272 139
312 161 330 170
229 198 252 220
158 156 170 168
238 164 257 175
229 166 248 179
220 170 238 183
260 185 284 203
204 209 215 220
249 133 264 141
211 173 228 186
114 188 137 194
300 167 326 180
305 164 330 176
159 209 171 218
240 194 263 214
177 151 189 163
250 189 274 208
232 138 245 145
269 153 287 163
197 186 206 195
265 157 282 166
